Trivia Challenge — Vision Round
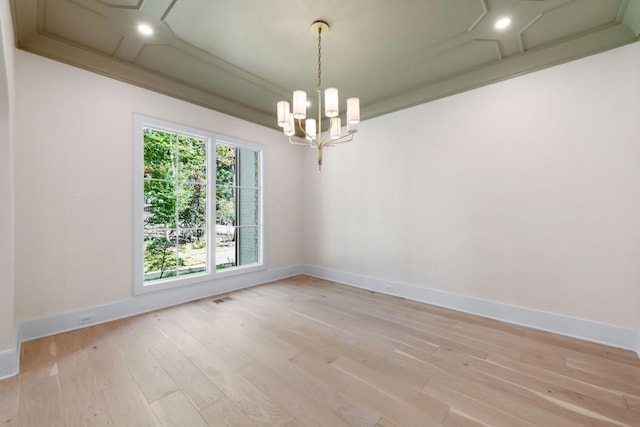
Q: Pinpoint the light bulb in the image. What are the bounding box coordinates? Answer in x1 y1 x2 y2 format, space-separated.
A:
495 17 511 30
137 24 153 36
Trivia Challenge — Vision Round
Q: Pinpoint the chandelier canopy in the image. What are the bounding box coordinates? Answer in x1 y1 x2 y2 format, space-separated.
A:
276 20 360 171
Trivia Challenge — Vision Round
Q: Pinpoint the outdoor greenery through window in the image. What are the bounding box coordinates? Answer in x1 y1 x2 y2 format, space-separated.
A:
143 129 208 281
215 145 261 269
136 115 263 291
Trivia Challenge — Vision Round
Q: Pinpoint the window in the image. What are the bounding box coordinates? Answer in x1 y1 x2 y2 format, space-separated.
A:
133 115 264 294
215 144 261 269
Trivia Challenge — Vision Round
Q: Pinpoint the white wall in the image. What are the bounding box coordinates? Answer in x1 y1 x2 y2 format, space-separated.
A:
8 30 640 353
303 42 640 331
14 50 303 322
0 0 15 353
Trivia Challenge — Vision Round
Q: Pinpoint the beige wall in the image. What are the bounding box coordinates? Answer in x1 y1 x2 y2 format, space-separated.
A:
303 42 640 330
0 0 14 351
13 50 303 322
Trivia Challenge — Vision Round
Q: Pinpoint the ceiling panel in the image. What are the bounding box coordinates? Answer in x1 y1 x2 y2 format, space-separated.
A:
10 0 640 129
355 39 503 106
521 0 624 50
136 44 280 111
42 0 123 56
98 0 142 8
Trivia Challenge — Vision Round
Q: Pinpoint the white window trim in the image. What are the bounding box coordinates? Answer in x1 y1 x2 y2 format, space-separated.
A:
133 114 265 295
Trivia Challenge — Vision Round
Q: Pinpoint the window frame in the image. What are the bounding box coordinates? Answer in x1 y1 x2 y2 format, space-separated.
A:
213 136 266 279
133 114 265 295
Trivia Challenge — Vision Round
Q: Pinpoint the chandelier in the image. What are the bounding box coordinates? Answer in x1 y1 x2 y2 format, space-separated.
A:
276 20 360 171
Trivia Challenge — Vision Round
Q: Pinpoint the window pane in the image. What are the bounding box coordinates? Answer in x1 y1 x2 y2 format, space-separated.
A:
238 148 259 188
216 225 236 269
178 135 206 183
144 229 178 281
178 182 207 228
238 226 259 265
144 179 176 228
215 186 259 227
237 188 259 226
214 226 259 268
216 144 236 186
214 143 260 272
178 231 207 276
144 129 176 181
216 185 236 226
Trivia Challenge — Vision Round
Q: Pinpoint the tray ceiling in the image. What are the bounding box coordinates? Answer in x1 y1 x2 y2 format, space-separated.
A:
10 0 640 129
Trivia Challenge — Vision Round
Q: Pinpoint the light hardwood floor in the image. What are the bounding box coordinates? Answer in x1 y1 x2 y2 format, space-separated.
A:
2 275 640 426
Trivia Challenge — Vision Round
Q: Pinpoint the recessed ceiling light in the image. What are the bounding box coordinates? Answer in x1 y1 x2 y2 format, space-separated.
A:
137 23 153 36
494 17 512 30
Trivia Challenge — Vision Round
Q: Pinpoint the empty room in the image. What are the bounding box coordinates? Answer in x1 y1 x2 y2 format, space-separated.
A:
1 0 639 426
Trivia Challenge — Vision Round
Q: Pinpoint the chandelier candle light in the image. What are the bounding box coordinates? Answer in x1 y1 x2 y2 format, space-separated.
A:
276 20 360 171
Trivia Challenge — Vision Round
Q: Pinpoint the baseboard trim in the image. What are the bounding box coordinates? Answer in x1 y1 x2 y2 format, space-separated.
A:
8 263 639 377
0 346 18 380
17 265 303 346
303 265 638 353
0 326 19 380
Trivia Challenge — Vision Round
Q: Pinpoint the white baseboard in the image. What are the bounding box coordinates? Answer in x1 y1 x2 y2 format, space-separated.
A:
0 346 19 380
303 265 639 353
5 263 638 379
17 265 303 349
0 326 19 380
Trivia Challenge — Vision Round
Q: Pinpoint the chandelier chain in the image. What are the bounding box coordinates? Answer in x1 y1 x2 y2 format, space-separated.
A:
317 28 322 90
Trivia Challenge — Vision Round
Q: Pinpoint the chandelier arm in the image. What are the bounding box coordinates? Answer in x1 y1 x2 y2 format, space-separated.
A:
296 119 316 145
296 118 307 136
318 127 331 145
295 118 319 147
321 133 355 148
288 136 314 146
287 119 320 147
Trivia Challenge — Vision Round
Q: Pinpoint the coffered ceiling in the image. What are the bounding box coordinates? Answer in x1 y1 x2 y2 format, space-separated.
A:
10 0 640 129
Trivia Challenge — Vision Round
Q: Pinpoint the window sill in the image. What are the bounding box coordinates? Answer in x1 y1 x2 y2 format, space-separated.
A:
134 262 265 296
215 262 265 279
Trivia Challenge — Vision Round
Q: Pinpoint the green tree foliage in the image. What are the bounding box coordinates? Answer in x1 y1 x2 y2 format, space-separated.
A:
216 144 236 226
144 236 184 279
143 129 209 279
144 129 176 227
178 136 207 241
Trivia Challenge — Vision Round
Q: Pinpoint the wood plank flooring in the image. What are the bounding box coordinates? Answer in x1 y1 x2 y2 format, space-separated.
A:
2 275 640 426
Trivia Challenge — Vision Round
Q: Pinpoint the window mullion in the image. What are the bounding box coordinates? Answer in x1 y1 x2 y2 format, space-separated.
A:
174 133 180 277
208 138 214 274
235 147 241 267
